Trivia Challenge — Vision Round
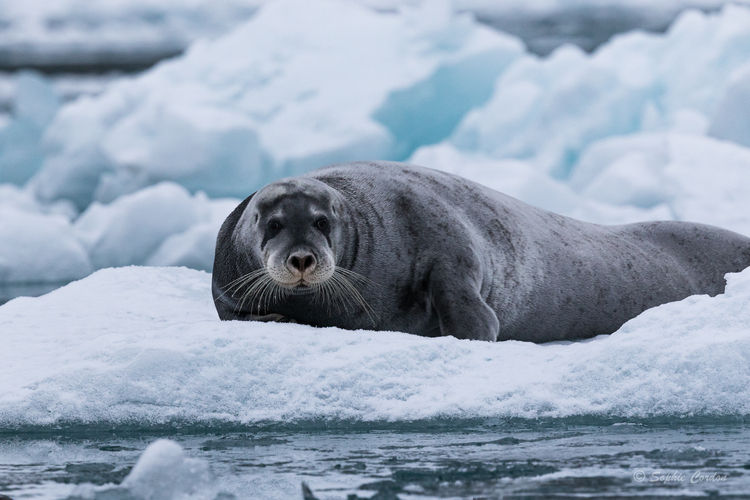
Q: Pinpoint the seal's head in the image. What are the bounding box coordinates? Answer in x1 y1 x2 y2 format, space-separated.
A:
234 177 344 291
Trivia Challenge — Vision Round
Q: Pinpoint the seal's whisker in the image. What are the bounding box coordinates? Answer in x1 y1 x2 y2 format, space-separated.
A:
333 270 377 327
256 275 278 314
238 273 275 314
225 268 267 291
334 267 375 286
218 268 269 303
325 272 352 313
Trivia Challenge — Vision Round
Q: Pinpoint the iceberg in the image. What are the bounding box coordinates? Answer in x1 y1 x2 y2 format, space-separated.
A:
67 439 221 500
2 265 750 429
0 183 89 284
29 0 524 210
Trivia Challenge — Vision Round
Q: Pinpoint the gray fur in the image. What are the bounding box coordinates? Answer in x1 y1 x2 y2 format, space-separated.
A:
212 161 750 342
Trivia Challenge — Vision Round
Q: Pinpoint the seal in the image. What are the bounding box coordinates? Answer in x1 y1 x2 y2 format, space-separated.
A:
212 161 750 342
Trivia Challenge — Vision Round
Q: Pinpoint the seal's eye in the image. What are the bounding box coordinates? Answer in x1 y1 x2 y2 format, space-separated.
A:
315 217 329 231
267 220 282 234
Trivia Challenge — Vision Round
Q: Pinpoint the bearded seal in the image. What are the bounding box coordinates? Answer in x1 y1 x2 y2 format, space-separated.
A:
212 161 750 342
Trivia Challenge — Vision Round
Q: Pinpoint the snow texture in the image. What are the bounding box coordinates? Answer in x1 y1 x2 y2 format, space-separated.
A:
2 265 750 428
28 0 523 209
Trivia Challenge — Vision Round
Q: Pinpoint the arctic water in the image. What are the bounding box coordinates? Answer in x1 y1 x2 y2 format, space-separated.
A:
3 419 750 500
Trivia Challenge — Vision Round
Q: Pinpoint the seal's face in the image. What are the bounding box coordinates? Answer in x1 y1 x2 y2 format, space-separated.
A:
235 178 342 291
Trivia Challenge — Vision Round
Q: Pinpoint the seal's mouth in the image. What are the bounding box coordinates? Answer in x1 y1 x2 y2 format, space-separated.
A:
276 279 318 292
284 280 318 295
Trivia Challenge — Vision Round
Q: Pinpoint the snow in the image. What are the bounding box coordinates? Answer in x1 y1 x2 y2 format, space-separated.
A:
28 0 524 209
1 264 749 428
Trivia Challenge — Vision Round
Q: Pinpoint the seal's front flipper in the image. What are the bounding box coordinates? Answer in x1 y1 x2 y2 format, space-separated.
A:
247 313 298 323
430 273 499 341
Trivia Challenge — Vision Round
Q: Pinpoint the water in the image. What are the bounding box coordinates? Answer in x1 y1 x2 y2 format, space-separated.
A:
2 419 749 499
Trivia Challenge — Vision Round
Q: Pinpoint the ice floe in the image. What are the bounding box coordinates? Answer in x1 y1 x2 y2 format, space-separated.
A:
2 265 749 428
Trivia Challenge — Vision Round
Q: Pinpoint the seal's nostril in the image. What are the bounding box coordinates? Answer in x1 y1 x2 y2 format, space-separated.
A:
303 255 315 270
289 253 315 273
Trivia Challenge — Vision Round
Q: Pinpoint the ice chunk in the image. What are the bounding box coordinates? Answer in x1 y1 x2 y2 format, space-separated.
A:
121 440 218 500
2 265 750 428
0 181 236 285
0 206 91 283
67 439 222 500
570 133 750 236
29 0 524 210
708 63 750 148
452 4 750 176
0 72 61 185
146 198 238 272
73 182 203 270
409 143 672 224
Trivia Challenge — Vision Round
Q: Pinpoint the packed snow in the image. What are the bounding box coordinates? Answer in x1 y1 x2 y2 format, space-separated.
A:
1 264 749 429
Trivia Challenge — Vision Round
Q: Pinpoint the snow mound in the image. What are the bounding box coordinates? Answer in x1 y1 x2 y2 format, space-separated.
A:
570 133 750 236
29 0 524 209
0 182 236 285
68 439 222 500
0 71 61 185
2 265 750 429
409 143 672 225
452 4 750 177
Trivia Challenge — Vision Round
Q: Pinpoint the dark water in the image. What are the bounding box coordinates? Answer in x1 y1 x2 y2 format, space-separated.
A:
476 5 678 56
0 282 72 306
2 420 750 499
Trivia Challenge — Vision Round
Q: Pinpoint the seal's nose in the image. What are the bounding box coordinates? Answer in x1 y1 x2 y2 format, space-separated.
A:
288 252 316 275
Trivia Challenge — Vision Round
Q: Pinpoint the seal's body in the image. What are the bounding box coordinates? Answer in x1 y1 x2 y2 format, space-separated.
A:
213 161 750 342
